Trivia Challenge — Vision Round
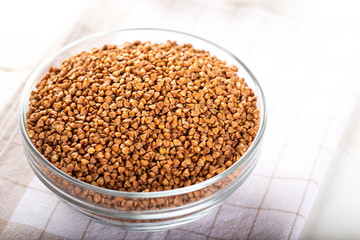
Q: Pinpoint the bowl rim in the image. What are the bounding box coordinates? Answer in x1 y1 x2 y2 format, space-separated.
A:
18 28 267 198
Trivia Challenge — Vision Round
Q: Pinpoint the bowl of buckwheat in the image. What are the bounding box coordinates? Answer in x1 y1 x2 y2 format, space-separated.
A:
19 28 266 231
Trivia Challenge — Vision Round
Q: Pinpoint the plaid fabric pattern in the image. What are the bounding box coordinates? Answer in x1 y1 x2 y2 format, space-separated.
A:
1 0 360 239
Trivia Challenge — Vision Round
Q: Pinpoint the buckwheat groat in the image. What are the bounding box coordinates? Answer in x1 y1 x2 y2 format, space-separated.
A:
26 41 259 192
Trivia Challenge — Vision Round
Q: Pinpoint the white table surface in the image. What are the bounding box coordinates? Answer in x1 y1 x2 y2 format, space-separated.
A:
257 1 360 238
1 0 360 239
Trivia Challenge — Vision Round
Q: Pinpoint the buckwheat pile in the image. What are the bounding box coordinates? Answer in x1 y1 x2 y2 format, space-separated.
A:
26 41 260 192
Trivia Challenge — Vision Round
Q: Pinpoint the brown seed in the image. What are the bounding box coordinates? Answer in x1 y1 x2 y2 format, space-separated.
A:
97 177 104 186
140 160 149 167
173 139 182 147
150 73 158 81
124 140 133 146
197 158 205 167
108 111 116 119
159 147 166 155
94 194 101 203
80 107 87 115
118 166 125 174
182 169 190 177
55 125 64 133
122 147 130 154
39 132 46 139
87 147 95 154
28 130 35 138
95 145 103 152
111 144 119 152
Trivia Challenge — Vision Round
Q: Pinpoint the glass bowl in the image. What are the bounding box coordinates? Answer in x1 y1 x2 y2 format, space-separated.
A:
18 28 267 231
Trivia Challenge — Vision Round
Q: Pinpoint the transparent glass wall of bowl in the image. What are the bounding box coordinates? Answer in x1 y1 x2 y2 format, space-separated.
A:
19 29 266 231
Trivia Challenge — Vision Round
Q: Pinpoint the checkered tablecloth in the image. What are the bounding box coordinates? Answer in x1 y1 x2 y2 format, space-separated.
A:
1 0 360 239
